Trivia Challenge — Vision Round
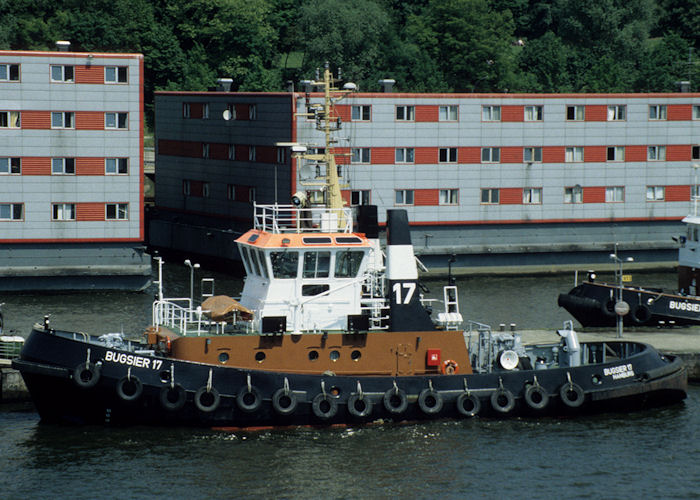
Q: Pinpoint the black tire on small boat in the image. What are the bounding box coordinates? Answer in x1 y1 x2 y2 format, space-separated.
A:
490 388 515 413
601 299 616 318
630 304 652 325
73 362 101 389
418 388 443 415
347 393 373 418
559 382 585 408
160 384 187 411
194 386 221 413
524 384 549 411
271 388 298 416
456 393 481 417
116 375 143 402
236 385 262 413
383 388 408 415
311 393 338 420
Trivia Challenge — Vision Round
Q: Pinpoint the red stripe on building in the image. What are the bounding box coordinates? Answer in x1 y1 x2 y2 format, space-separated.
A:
235 104 250 121
583 186 605 203
158 139 182 156
76 157 104 175
235 144 250 160
501 147 522 163
256 145 276 163
667 144 691 161
459 147 481 163
500 188 522 204
584 146 607 162
371 147 394 164
626 145 647 161
585 105 607 121
77 202 105 221
335 147 351 165
76 111 105 130
543 146 565 163
501 105 524 122
414 189 438 205
190 180 204 197
210 143 229 160
20 110 51 129
340 190 351 205
668 104 692 121
21 157 51 175
189 103 203 119
334 105 351 122
75 65 104 84
415 147 437 164
415 105 438 122
235 185 252 202
666 185 690 202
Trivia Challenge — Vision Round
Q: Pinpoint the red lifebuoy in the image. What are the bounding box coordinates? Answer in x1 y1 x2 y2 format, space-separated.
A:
441 359 459 375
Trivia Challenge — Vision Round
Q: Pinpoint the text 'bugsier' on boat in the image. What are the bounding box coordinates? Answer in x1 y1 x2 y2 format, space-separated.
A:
13 66 687 428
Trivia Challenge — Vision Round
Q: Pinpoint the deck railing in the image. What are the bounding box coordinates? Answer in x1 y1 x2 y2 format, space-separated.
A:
254 204 353 234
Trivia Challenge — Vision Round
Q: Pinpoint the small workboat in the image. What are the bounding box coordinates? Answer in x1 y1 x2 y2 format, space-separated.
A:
559 214 700 328
14 68 687 427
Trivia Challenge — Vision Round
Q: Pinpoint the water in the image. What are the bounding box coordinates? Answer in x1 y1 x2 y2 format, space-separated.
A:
1 265 696 499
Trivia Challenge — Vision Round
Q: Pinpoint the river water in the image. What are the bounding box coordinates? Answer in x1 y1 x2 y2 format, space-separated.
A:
1 264 697 499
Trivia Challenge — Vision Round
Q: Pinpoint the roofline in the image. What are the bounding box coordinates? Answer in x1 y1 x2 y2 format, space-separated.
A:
0 49 143 59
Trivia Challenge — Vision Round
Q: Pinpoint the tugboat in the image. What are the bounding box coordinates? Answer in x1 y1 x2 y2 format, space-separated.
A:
559 214 700 328
14 68 687 427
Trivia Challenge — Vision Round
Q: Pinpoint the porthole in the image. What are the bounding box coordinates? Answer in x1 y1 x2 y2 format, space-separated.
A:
159 370 171 383
591 374 603 385
255 351 266 363
330 350 340 361
309 350 319 361
351 350 361 361
218 352 229 364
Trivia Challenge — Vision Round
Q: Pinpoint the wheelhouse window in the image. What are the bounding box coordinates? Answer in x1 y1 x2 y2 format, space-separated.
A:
105 158 128 175
482 105 501 121
647 146 666 161
0 63 20 81
396 105 414 121
564 186 583 204
351 105 371 121
481 188 499 204
439 147 457 163
303 251 330 278
0 111 20 128
566 105 585 121
104 66 128 83
524 147 542 163
0 157 21 174
649 105 667 120
605 186 624 202
395 147 414 163
105 112 128 129
439 105 458 121
0 203 22 220
270 251 299 278
351 147 371 164
607 146 625 162
646 186 665 201
481 147 500 163
565 147 584 162
106 203 129 220
607 105 626 121
335 250 364 278
52 203 76 220
439 189 458 205
524 105 543 121
523 187 542 204
50 65 74 82
395 189 414 205
52 158 75 175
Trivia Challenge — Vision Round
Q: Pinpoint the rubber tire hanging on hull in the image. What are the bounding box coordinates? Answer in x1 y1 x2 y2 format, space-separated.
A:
456 393 481 417
630 305 651 325
418 388 443 415
73 362 101 389
559 382 585 408
383 388 408 415
236 385 262 413
160 384 187 411
347 393 373 418
490 388 515 414
271 388 298 416
524 384 549 411
194 386 221 413
312 393 338 420
116 376 143 402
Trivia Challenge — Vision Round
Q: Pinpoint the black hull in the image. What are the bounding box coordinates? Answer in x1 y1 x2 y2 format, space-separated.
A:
559 281 700 328
14 327 688 427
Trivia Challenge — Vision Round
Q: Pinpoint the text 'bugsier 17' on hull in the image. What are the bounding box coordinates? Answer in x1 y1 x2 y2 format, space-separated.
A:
13 67 687 428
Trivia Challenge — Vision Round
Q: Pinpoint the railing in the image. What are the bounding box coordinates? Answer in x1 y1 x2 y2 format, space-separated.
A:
254 204 353 234
153 298 207 336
